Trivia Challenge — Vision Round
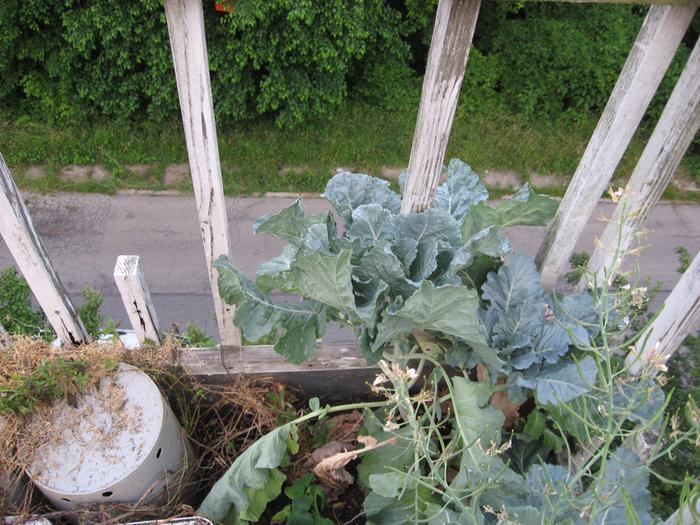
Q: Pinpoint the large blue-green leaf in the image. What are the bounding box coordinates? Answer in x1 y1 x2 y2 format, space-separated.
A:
526 356 597 406
292 248 356 315
198 423 297 524
322 172 401 225
510 321 570 370
482 254 544 312
253 199 329 244
357 409 415 487
215 256 326 363
396 208 461 248
433 159 488 221
410 240 440 281
347 204 397 245
444 227 511 282
353 242 418 298
461 183 558 240
450 378 516 492
256 245 300 294
549 291 600 345
391 238 419 274
373 281 486 351
491 300 546 351
452 377 504 445
582 448 652 525
354 279 388 324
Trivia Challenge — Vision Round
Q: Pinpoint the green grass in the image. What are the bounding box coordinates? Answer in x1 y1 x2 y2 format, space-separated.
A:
1 101 698 197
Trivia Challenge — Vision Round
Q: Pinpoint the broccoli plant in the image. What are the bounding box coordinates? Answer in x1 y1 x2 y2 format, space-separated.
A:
202 162 697 525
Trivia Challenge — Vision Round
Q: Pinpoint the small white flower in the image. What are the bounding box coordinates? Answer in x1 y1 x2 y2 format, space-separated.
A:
373 373 388 387
383 420 400 432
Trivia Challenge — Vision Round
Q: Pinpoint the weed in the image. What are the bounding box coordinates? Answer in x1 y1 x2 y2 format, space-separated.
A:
77 287 103 339
0 267 51 339
675 245 691 274
564 251 590 285
0 357 92 415
271 474 332 525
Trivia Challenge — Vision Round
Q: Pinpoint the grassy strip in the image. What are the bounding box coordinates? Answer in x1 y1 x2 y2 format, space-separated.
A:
1 102 698 198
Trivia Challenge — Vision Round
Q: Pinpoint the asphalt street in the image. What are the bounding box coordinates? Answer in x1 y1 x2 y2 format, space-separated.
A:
1 191 698 341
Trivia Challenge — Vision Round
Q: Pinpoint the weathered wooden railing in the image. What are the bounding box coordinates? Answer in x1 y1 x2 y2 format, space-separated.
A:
0 0 699 517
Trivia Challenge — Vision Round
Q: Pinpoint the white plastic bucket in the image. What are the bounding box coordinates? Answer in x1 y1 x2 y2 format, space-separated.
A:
26 363 190 510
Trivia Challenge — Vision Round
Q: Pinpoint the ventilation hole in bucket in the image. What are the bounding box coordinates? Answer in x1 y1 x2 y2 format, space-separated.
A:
156 448 162 458
61 498 71 502
102 491 113 498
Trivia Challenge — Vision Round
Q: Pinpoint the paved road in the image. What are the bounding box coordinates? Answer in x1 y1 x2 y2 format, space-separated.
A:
1 191 698 341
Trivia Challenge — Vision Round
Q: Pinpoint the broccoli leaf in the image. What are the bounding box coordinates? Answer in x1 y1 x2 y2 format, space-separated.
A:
322 172 401 225
347 203 397 245
253 199 329 244
482 254 544 312
198 423 298 524
433 159 488 221
461 183 558 240
215 256 326 363
526 356 597 405
292 248 356 315
373 281 486 352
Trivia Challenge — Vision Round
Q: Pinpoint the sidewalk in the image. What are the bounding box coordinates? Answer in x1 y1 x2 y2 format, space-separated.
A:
1 191 698 341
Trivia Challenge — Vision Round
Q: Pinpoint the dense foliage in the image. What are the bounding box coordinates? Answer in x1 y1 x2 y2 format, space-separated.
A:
1 1 694 127
203 163 698 524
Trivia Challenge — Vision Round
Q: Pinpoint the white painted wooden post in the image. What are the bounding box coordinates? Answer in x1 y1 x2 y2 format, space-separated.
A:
535 6 696 289
0 154 89 345
165 0 241 346
400 0 481 214
580 38 700 291
626 249 700 376
663 495 700 525
114 255 162 345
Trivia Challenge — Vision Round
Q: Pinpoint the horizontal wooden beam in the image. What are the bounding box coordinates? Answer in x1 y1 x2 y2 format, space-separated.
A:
177 342 378 400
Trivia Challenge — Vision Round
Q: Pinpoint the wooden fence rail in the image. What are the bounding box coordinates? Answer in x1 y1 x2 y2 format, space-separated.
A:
114 255 162 345
534 5 695 289
581 36 700 291
165 0 241 347
401 0 481 214
0 155 88 346
0 0 698 520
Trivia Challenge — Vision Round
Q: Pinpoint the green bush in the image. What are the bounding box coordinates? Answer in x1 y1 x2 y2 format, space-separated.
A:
1 1 694 130
0 0 408 128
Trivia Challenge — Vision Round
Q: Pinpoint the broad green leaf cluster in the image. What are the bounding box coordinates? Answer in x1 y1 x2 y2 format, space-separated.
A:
203 163 696 525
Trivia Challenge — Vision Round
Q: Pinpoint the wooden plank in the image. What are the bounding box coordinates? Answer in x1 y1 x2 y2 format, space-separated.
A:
0 154 89 345
580 38 700 290
114 255 162 345
534 5 696 289
164 0 241 346
0 323 10 348
400 0 481 214
626 249 700 376
177 342 377 400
